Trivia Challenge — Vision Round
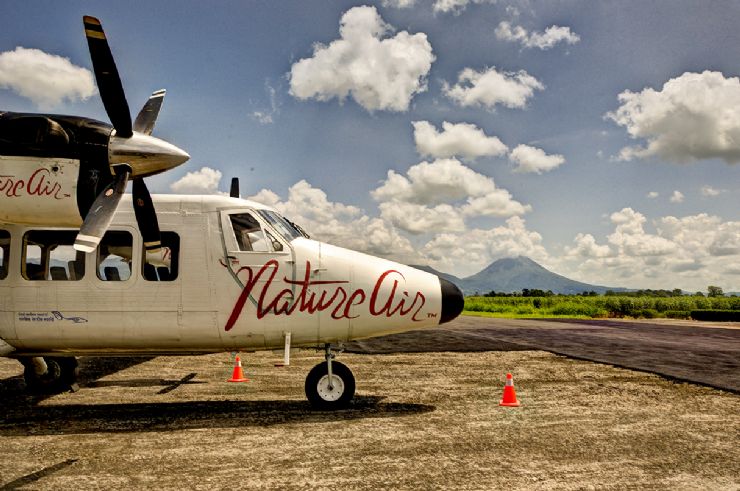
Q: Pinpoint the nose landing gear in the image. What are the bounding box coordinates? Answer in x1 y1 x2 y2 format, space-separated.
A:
305 344 355 409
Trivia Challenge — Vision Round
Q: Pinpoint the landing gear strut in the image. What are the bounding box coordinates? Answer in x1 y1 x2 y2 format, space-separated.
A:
305 344 355 409
20 356 79 393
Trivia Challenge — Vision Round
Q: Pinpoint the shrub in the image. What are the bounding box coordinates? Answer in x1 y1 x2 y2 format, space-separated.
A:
637 308 659 318
665 310 691 319
690 310 740 322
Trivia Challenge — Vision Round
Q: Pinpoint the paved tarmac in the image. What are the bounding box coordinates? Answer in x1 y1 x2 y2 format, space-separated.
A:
347 317 740 392
0 317 739 489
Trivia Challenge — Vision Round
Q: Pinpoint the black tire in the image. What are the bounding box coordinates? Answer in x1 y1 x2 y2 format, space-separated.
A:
305 361 355 409
52 357 80 387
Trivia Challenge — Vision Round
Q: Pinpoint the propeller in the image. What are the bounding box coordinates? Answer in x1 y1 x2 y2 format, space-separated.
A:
132 178 161 254
132 90 166 254
82 16 131 138
74 167 131 252
75 17 188 253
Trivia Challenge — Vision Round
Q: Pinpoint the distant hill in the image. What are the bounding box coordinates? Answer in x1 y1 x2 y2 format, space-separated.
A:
413 256 628 295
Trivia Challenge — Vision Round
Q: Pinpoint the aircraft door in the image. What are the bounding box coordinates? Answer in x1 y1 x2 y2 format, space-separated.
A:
217 210 295 350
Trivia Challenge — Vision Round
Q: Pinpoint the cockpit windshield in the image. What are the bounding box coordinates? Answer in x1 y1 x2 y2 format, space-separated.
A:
257 210 310 241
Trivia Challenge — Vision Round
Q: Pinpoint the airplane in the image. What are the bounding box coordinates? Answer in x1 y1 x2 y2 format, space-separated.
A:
0 16 464 409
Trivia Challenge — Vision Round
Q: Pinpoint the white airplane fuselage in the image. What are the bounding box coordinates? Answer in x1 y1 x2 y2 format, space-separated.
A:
0 166 457 357
0 16 465 407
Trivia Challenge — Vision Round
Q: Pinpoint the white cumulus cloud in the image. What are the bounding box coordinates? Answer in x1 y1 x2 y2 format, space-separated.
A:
670 190 684 203
701 185 726 197
433 0 493 14
556 209 740 291
421 216 548 277
608 208 677 257
443 66 543 110
607 71 740 164
247 181 417 260
509 144 565 173
382 0 416 7
378 201 465 235
565 233 613 258
372 158 515 207
372 158 497 204
495 22 580 50
371 158 530 234
266 180 361 223
0 47 96 109
412 120 508 159
289 6 435 112
658 214 740 258
462 192 532 217
170 167 223 194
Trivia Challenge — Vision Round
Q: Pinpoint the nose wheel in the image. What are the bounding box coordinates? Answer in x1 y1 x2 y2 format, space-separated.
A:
305 345 355 409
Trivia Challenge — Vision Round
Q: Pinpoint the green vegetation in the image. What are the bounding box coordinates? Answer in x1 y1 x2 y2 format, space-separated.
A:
690 310 740 322
464 290 740 320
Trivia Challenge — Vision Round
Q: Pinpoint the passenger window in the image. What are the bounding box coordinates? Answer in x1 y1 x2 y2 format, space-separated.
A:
0 230 9 280
22 230 85 281
230 213 270 252
97 231 132 281
143 232 179 282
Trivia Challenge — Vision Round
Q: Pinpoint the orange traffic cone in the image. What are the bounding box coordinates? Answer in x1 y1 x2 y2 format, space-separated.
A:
227 355 249 382
499 373 521 407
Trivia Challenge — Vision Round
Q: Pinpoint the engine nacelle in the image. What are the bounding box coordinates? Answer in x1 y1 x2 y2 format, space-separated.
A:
0 156 83 226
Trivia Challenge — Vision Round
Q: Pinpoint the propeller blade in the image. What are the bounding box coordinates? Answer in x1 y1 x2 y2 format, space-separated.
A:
132 178 162 254
83 16 132 138
230 177 240 198
133 89 166 136
74 167 131 253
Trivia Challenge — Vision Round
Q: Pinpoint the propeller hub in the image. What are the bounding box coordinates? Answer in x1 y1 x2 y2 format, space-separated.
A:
109 132 189 178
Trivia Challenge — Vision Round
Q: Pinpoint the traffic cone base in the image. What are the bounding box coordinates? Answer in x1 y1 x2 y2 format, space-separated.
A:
499 372 521 407
227 355 249 383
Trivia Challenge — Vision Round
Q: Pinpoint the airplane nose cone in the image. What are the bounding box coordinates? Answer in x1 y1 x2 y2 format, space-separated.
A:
109 132 190 177
439 277 464 324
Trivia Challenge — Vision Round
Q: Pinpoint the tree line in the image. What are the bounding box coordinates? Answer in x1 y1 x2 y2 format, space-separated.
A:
480 286 732 298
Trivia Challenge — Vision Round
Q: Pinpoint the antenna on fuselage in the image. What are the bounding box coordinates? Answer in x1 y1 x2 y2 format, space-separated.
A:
230 177 240 198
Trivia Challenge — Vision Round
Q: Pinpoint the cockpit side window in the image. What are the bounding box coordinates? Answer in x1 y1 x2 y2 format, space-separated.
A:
256 210 307 240
230 213 270 252
0 230 9 280
22 230 85 281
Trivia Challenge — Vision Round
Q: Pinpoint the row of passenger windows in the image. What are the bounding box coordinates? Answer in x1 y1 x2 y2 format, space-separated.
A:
0 229 179 282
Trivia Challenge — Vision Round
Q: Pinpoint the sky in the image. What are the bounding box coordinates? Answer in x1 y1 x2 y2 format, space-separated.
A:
1 0 739 292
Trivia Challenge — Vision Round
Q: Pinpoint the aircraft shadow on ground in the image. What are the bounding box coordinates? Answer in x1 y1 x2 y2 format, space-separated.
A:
84 372 206 394
0 459 79 491
0 396 435 436
0 357 155 407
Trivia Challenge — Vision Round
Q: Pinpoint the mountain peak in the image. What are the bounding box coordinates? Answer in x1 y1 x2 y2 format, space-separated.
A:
410 256 626 295
488 256 538 267
461 256 625 295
